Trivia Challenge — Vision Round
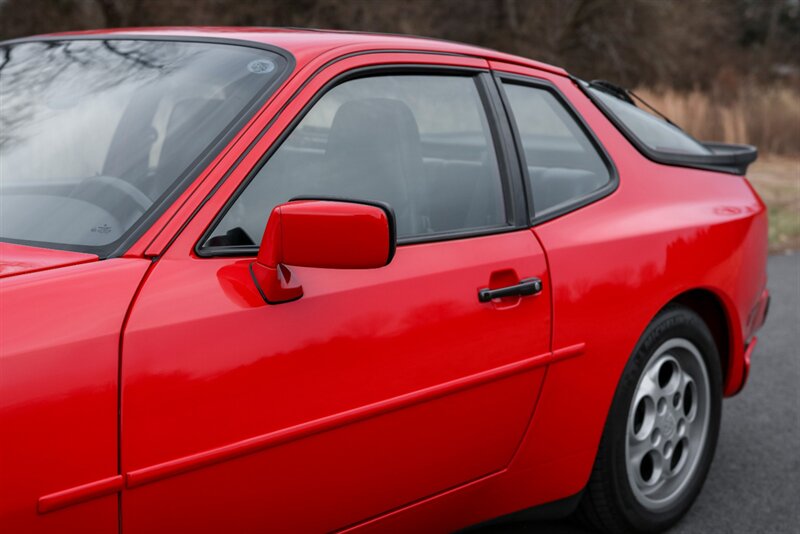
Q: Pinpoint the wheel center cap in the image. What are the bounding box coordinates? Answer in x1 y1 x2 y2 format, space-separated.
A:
662 412 677 437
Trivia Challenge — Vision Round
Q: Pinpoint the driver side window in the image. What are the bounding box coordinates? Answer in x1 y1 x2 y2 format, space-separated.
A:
203 73 509 249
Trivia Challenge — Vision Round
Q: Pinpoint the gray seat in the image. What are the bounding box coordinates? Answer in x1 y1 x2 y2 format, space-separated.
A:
423 159 503 232
322 98 424 236
528 166 605 213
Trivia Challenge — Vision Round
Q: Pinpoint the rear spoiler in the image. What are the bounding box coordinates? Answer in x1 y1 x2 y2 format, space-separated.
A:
696 142 758 175
576 78 758 175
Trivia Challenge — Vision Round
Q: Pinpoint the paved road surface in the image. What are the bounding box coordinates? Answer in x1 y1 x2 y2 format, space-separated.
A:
478 254 799 534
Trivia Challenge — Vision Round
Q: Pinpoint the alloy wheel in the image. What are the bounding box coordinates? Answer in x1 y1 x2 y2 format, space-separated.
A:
625 337 711 511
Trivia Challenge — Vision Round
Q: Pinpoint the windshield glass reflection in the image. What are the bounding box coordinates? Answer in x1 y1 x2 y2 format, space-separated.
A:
0 39 286 255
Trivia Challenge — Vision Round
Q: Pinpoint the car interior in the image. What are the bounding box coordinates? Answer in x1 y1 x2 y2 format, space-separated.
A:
206 95 509 247
206 79 611 250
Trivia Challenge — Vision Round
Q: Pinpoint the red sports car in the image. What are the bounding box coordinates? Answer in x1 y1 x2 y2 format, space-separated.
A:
0 28 769 533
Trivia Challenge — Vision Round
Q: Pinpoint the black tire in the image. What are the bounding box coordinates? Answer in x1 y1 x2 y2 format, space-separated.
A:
577 304 723 533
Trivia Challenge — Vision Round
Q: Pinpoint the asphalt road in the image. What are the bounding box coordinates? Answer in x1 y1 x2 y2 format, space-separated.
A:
478 253 800 534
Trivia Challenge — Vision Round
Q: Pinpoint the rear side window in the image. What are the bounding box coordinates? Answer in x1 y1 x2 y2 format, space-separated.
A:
588 87 711 156
501 82 611 217
203 74 509 250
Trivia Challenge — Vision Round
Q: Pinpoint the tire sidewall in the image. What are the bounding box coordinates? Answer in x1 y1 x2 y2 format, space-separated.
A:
606 306 723 532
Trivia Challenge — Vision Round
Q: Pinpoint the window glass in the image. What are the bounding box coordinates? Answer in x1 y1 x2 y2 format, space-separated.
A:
0 39 287 255
205 74 508 249
588 87 711 155
502 83 610 216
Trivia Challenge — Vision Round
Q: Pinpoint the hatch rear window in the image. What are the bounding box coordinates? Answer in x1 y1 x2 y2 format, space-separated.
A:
587 86 711 156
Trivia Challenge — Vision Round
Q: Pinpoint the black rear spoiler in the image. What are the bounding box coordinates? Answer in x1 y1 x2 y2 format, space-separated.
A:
697 142 758 175
638 141 758 176
576 78 758 175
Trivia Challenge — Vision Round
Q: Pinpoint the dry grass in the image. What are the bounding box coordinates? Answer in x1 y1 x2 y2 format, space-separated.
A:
637 86 800 251
636 86 800 156
747 155 800 252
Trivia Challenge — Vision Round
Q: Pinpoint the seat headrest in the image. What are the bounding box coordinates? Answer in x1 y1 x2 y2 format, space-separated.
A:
323 98 423 235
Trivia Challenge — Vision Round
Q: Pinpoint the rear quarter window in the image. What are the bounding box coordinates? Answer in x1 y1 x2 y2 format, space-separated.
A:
501 82 612 218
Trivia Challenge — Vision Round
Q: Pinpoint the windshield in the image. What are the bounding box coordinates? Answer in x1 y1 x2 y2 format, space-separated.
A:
0 39 287 255
587 86 711 156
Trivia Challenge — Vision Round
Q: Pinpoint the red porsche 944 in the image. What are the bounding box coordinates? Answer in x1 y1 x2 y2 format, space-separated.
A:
0 28 769 533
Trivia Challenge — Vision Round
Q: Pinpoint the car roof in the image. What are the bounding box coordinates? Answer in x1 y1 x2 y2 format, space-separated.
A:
33 26 567 77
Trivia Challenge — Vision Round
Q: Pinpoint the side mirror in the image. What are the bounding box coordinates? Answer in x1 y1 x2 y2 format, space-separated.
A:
251 199 396 304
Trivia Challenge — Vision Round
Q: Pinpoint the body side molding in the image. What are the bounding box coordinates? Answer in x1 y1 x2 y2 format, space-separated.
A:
38 475 123 514
126 343 586 488
39 344 586 511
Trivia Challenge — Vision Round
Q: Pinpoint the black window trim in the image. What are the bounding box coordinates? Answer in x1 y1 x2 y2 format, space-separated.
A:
0 34 296 259
196 63 529 258
492 72 619 226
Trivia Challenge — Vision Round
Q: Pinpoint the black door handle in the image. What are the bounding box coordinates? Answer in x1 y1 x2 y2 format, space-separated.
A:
478 277 542 303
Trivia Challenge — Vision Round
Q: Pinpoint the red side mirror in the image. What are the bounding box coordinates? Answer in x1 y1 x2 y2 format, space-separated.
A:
251 199 396 304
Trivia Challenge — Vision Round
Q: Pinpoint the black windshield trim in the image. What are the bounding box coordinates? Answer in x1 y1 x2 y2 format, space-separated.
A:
0 35 295 258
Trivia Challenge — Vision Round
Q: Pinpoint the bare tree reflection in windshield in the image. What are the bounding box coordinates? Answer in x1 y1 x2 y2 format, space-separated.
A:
0 39 285 254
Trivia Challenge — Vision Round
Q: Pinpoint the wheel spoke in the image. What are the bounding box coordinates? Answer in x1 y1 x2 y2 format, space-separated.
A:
629 434 653 465
637 372 661 404
677 418 687 438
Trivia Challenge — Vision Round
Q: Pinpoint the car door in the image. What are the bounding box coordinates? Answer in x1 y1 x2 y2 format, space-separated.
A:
120 55 552 532
484 65 621 481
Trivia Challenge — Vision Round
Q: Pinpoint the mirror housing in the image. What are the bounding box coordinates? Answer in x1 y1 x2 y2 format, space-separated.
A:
251 199 396 304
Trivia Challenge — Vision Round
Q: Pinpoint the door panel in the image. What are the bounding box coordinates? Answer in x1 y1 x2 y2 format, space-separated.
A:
121 230 551 531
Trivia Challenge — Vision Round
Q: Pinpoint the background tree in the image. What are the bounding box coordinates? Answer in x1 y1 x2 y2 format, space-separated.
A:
0 0 797 88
